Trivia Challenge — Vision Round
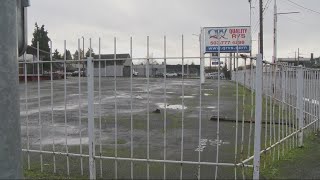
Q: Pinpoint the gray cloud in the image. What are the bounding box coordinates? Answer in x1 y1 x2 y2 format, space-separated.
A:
28 0 320 64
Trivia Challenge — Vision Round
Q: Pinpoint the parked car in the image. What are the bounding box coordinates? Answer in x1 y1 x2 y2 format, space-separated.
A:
166 73 178 77
206 72 225 79
72 70 85 77
155 72 164 77
133 70 138 76
206 72 218 79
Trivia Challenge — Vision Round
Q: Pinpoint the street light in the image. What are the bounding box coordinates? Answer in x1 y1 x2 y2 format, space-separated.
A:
273 0 300 63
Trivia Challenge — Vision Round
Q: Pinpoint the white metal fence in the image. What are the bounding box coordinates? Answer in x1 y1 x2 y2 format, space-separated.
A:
233 59 320 178
19 37 320 179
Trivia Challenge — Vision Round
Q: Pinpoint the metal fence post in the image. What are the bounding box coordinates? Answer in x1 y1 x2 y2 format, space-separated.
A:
87 57 96 179
253 54 263 179
0 0 23 178
200 28 205 84
297 66 304 147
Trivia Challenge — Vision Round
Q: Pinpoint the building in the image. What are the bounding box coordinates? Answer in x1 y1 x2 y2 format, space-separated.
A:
93 54 132 77
133 63 200 77
278 53 319 67
278 57 311 66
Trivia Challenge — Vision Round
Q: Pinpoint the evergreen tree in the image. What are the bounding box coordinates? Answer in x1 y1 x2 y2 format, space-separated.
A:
73 49 84 60
85 48 95 57
52 49 61 59
31 23 51 59
62 49 72 60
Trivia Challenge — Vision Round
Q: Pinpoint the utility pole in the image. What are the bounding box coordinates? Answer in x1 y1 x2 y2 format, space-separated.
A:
259 0 263 56
229 53 232 70
298 48 300 65
273 2 299 64
249 0 253 61
82 36 85 71
273 0 277 63
233 53 236 71
209 53 212 70
295 51 297 66
0 0 29 178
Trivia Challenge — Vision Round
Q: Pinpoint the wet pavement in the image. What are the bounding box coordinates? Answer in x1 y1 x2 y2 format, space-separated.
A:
20 77 267 179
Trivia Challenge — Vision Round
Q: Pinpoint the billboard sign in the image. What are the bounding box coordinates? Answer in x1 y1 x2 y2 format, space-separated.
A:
203 26 251 53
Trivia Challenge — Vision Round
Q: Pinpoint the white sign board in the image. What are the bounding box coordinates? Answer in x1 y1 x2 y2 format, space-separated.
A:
202 26 251 53
211 61 223 66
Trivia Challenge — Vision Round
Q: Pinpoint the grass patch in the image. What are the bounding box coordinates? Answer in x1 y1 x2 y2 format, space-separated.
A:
24 169 72 179
243 132 320 179
260 132 319 179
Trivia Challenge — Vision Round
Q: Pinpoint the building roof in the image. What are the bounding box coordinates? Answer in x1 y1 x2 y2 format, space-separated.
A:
18 54 35 62
93 53 131 66
278 57 311 62
93 53 130 60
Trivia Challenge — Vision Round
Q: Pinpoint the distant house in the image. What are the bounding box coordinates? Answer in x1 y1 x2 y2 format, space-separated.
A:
93 54 132 77
18 45 47 76
18 53 40 75
133 63 200 77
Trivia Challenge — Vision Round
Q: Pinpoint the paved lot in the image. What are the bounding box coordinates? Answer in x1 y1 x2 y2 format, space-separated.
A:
20 77 265 179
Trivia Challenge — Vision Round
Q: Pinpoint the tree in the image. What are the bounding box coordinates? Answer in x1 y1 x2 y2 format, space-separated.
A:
149 59 159 65
222 61 231 80
52 49 61 59
62 49 72 60
73 49 84 60
31 23 51 70
85 48 95 57
31 23 51 59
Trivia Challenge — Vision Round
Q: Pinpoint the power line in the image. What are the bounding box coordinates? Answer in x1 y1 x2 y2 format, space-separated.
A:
254 0 272 32
263 0 272 13
253 0 258 8
252 0 272 35
286 0 320 15
259 0 263 55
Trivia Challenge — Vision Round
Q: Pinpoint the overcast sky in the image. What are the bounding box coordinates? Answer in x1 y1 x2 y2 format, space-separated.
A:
28 0 320 65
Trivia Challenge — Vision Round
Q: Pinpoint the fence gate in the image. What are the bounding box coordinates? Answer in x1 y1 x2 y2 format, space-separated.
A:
19 37 320 179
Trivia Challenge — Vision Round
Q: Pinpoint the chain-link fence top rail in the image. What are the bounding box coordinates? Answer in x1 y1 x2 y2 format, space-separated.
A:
19 38 319 179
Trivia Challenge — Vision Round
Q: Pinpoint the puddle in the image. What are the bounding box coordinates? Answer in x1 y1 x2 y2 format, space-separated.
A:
194 138 230 152
136 95 143 99
20 104 82 116
195 106 217 110
156 103 187 110
39 136 89 145
207 106 216 109
204 93 213 96
136 91 146 93
179 96 194 98
68 94 82 97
